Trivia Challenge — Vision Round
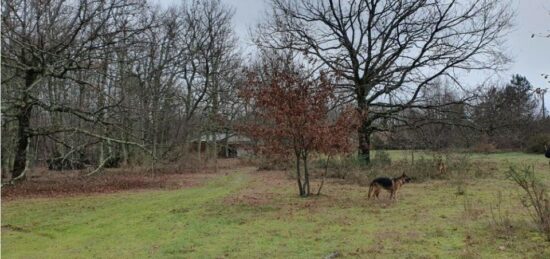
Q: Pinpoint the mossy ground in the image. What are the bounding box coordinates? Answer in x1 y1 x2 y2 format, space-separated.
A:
2 152 550 258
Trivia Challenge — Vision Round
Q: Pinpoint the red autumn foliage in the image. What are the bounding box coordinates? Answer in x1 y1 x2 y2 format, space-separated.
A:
239 68 359 196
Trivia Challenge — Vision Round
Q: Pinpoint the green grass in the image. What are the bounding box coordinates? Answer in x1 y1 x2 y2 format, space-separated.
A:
2 173 249 258
377 150 549 173
2 152 550 258
377 149 544 163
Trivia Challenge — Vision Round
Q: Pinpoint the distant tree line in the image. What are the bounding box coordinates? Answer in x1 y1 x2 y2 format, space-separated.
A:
374 75 550 152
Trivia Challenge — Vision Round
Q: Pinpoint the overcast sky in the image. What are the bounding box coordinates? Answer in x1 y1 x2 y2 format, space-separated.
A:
157 0 550 109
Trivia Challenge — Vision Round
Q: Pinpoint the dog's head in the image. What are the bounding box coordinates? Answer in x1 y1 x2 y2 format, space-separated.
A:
399 172 412 183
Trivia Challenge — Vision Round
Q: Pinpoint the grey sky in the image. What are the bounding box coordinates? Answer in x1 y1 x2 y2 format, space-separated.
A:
157 0 550 109
506 0 550 107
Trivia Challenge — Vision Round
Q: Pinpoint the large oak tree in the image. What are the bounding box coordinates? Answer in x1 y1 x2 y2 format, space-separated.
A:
256 0 513 162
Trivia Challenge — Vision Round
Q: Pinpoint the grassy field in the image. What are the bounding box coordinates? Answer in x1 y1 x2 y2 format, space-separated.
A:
2 152 550 258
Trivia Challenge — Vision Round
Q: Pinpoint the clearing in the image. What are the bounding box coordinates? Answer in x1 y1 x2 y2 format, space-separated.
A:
2 152 550 258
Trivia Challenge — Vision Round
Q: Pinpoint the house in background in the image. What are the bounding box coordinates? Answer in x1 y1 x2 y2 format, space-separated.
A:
190 133 253 158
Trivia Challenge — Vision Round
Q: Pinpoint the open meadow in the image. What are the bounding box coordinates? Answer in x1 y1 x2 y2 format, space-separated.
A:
3 0 550 258
2 151 550 258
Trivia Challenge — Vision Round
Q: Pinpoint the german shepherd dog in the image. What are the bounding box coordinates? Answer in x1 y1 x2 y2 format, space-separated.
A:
368 172 411 200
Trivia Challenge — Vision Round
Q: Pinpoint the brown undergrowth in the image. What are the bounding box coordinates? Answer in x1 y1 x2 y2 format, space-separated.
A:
1 159 244 201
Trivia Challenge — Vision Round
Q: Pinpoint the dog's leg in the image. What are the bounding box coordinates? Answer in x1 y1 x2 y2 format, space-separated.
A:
368 184 373 199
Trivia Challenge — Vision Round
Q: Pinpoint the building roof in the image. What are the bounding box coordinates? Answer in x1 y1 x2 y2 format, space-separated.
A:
191 133 252 144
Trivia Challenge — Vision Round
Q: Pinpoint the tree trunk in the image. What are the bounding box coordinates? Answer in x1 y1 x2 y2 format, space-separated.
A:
357 84 371 164
2 122 16 181
212 132 218 173
302 155 310 196
47 79 66 164
205 134 210 160
316 155 330 195
197 132 202 161
358 118 371 164
11 107 32 180
224 130 230 158
11 72 37 180
121 141 129 166
295 155 304 196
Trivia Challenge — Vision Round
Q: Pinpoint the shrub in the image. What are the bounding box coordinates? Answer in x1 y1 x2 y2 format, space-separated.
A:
505 165 550 241
104 156 122 168
489 191 515 239
445 152 487 178
372 150 392 166
470 142 497 153
256 156 291 171
400 152 483 182
409 157 438 180
525 133 550 154
314 155 364 179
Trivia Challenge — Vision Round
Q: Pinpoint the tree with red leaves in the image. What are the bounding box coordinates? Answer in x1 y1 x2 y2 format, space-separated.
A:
240 67 359 197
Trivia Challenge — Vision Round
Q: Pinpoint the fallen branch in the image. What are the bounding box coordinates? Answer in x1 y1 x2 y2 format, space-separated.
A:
86 155 113 176
30 127 156 160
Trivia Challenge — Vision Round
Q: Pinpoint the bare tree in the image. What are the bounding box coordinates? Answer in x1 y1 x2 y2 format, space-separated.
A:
100 0 241 163
256 0 513 162
0 0 246 184
178 0 240 162
1 0 149 181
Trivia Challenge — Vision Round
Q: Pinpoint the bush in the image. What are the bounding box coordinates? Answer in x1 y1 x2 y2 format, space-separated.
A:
104 156 122 168
525 134 550 154
372 150 392 166
46 157 87 170
408 157 438 180
445 152 488 178
489 191 515 239
314 155 364 179
470 142 497 153
256 156 291 171
397 152 483 182
505 164 550 241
